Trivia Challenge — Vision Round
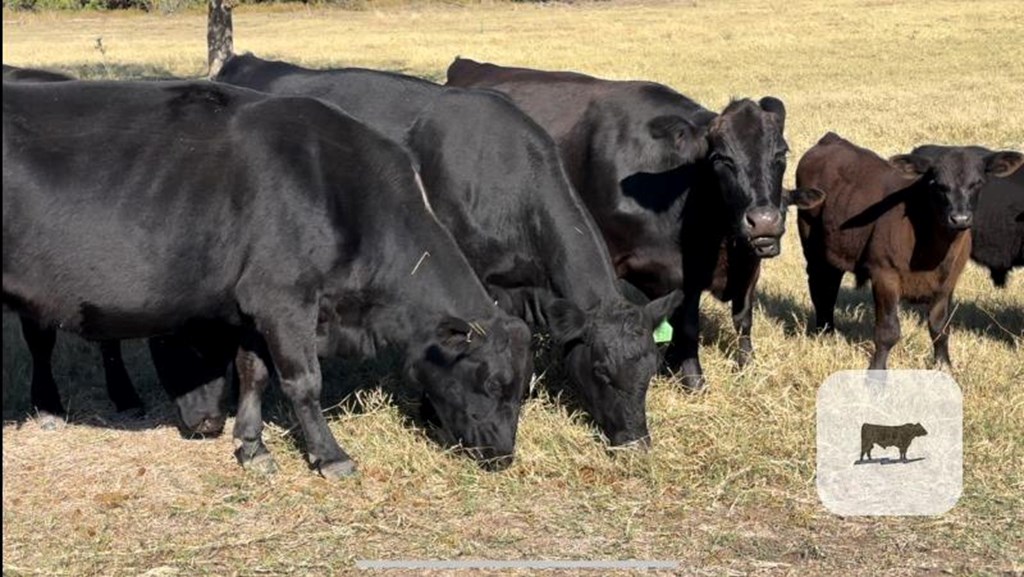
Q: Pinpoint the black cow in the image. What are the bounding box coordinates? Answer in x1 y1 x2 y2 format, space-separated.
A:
215 53 682 447
860 423 927 462
2 65 221 432
446 58 824 391
3 64 150 423
3 80 534 476
912 145 1024 287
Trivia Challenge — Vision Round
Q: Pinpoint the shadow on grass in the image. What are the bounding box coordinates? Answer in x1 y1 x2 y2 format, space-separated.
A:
758 285 1022 346
853 457 925 465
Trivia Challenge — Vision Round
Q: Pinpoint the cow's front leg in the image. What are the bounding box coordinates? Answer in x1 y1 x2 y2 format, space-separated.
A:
665 288 705 391
869 272 901 370
257 307 356 480
927 291 953 369
731 261 761 369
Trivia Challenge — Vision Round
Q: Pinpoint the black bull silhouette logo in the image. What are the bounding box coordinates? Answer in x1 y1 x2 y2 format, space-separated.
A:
859 422 928 463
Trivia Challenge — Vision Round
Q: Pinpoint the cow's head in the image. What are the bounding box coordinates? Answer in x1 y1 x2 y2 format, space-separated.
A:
408 313 533 471
910 422 928 438
650 98 824 257
548 290 683 447
890 148 1023 232
706 98 824 256
173 379 229 437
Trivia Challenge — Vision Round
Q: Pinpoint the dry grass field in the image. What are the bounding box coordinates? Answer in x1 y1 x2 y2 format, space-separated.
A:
2 0 1023 575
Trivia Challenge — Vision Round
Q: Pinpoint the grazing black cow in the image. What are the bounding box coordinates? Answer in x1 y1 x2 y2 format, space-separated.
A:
3 80 534 476
796 133 1022 369
3 64 148 423
912 144 1024 287
446 58 824 391
216 53 682 447
860 423 927 462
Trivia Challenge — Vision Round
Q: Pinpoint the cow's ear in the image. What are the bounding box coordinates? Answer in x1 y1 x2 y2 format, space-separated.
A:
759 96 786 125
785 187 826 210
616 278 650 306
436 316 475 350
644 290 683 329
889 154 932 179
984 150 1024 178
648 115 709 163
548 298 587 347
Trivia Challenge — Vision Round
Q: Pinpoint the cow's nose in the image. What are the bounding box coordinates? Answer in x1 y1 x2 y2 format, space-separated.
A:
745 206 783 236
949 213 972 229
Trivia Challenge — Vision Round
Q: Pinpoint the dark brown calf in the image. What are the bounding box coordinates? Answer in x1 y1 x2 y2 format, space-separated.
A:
796 132 1022 369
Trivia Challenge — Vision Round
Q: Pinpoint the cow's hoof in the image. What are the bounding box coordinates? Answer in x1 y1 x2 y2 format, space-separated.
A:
241 452 279 476
735 350 754 369
319 459 358 480
37 413 64 431
235 439 276 474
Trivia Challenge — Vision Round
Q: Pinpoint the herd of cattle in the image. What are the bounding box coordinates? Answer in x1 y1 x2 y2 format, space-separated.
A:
2 55 1021 478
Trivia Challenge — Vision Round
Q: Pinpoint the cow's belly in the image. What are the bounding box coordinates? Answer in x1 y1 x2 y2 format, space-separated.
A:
3 234 236 339
896 269 956 303
604 218 683 298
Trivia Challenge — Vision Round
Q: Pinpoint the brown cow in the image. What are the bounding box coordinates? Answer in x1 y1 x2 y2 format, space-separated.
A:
796 132 1022 369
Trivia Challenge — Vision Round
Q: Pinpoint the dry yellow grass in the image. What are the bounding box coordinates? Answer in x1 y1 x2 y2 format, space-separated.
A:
2 1 1023 575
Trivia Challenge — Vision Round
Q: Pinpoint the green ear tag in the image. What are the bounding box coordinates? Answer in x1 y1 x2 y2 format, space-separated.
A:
653 319 674 344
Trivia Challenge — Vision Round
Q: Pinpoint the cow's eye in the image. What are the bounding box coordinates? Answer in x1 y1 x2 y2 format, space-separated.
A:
483 378 502 396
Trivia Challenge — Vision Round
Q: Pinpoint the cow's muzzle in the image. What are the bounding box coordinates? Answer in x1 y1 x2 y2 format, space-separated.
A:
744 207 784 257
947 212 973 231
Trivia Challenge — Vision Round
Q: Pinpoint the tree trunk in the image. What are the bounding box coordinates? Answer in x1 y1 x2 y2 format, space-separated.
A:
207 0 233 78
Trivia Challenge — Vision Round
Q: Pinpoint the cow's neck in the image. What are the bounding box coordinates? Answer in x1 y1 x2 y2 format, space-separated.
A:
536 181 623 309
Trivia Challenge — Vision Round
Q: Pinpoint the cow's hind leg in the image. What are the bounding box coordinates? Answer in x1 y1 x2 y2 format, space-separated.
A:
233 332 277 474
99 340 145 416
247 300 356 480
808 261 843 334
869 273 902 370
927 292 953 369
19 315 64 429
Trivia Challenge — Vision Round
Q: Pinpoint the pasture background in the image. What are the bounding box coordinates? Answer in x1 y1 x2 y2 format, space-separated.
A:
3 0 1022 574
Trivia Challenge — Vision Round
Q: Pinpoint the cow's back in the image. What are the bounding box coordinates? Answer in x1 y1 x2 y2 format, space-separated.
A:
796 133 905 272
217 54 440 143
3 80 416 335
